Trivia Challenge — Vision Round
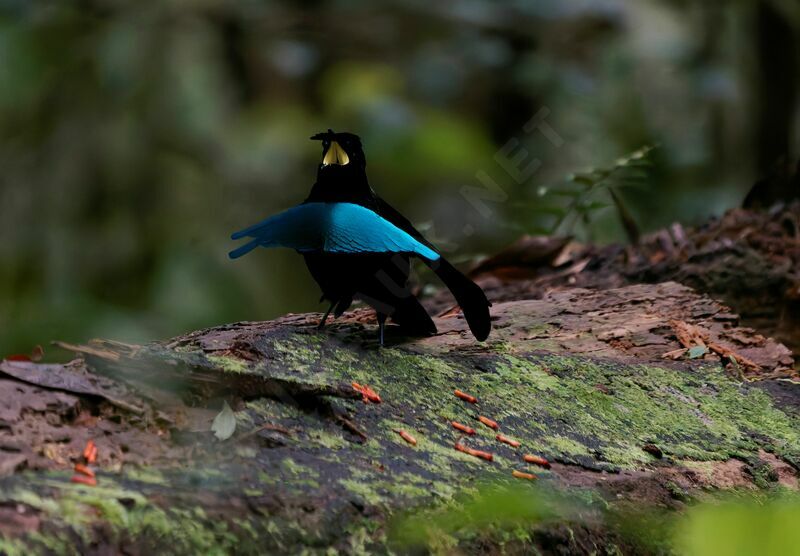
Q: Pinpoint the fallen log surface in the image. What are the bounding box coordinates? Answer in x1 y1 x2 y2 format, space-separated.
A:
468 202 800 357
1 279 798 554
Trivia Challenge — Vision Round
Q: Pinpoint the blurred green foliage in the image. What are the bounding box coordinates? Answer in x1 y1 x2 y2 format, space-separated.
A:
677 495 800 556
388 482 800 555
0 1 798 354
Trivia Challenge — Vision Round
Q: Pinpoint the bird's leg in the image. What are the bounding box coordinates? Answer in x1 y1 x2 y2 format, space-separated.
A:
376 313 387 347
317 301 335 330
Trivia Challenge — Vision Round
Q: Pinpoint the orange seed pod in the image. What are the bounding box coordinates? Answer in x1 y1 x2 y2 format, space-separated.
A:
454 390 478 403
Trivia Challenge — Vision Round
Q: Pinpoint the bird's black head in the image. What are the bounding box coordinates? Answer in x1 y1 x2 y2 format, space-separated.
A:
305 129 374 206
310 129 366 170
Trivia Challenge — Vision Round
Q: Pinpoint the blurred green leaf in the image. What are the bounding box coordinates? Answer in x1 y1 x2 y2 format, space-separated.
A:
688 346 708 359
676 498 800 556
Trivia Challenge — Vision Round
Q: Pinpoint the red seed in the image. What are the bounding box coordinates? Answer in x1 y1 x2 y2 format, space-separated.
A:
478 416 499 430
451 421 476 435
82 440 95 461
73 463 95 478
512 470 537 481
352 382 381 403
397 429 417 446
496 434 520 448
352 382 370 403
454 390 477 404
4 345 43 362
87 445 98 464
70 475 97 487
454 442 493 461
361 385 381 404
523 454 551 469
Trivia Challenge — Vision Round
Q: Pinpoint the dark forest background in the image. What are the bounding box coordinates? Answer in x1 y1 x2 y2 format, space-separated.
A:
1 0 798 354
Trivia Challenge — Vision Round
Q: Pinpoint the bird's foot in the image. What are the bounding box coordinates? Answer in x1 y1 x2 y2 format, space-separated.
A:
316 302 335 330
377 314 387 347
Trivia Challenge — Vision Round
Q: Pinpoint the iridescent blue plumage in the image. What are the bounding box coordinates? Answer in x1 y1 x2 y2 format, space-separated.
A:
229 202 440 261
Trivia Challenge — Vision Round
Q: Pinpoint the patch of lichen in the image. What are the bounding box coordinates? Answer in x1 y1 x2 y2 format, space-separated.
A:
227 329 800 470
185 328 800 479
443 354 800 468
206 354 250 374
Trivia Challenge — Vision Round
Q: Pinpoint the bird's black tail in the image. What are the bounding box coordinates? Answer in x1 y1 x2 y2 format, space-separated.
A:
426 258 491 341
372 196 492 340
389 295 438 337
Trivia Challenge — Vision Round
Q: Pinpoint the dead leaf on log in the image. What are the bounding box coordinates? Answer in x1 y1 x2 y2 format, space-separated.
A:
688 346 709 359
212 401 237 441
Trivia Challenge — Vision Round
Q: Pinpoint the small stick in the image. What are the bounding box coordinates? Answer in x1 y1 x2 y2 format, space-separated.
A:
478 416 499 430
336 416 368 440
261 423 292 435
523 454 551 469
512 470 537 481
451 421 476 435
454 442 493 461
396 430 417 446
496 434 520 448
454 390 478 404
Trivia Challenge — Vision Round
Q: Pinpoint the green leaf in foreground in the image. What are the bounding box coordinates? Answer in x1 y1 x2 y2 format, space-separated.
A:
212 400 237 440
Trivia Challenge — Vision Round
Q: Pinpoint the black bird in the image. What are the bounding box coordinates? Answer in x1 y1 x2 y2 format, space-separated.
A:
230 130 491 345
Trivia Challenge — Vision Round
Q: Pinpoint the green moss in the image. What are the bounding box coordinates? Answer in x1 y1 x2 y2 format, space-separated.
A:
747 459 780 489
543 435 593 458
308 428 349 450
3 477 258 554
206 354 250 374
122 467 170 486
339 479 387 507
281 458 320 488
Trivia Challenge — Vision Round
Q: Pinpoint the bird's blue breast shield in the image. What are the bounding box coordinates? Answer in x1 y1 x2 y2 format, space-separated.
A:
229 203 440 262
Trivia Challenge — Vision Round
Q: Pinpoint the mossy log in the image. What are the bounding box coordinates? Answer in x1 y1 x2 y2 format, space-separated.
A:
0 282 798 554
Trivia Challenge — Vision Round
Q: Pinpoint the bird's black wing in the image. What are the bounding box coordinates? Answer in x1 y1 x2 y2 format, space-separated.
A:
374 196 492 341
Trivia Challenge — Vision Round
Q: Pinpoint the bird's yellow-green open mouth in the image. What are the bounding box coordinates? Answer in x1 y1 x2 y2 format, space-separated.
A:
322 141 350 166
